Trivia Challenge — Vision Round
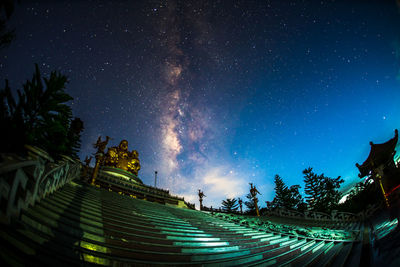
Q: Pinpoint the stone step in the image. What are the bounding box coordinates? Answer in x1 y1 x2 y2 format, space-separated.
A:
46 190 276 242
193 236 297 266
214 238 309 267
52 190 196 228
316 242 344 266
292 241 334 266
330 242 353 266
344 241 362 267
22 207 175 246
23 196 284 259
247 237 298 254
277 241 324 266
18 211 200 263
245 239 315 266
2 180 369 266
50 193 221 234
19 209 294 266
0 223 97 266
52 189 260 236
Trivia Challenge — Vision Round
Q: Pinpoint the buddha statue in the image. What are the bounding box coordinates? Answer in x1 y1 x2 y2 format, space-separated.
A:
104 140 141 176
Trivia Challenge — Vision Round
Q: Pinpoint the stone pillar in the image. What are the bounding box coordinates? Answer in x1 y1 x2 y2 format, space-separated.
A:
249 183 261 217
82 156 92 180
198 189 205 211
253 197 260 217
91 152 103 185
377 174 390 208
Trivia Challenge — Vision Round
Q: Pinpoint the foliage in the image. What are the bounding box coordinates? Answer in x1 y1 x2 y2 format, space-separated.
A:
271 174 306 211
221 198 239 213
272 174 287 208
0 64 83 158
303 167 344 213
0 0 15 49
244 193 256 215
337 181 381 213
286 185 306 211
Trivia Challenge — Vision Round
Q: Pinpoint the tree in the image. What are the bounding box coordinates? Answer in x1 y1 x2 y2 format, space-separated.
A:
244 193 256 215
0 0 15 49
303 167 344 213
0 64 83 158
271 174 305 211
303 167 320 210
286 184 306 211
338 181 381 213
221 198 239 213
273 175 287 208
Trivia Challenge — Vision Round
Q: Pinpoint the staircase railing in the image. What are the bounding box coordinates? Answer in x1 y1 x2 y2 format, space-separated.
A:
263 205 381 223
0 153 81 224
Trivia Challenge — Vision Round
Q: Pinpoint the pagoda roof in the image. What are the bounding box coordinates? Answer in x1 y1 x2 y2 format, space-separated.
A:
356 129 398 178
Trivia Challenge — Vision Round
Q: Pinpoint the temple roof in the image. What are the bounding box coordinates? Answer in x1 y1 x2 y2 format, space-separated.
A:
356 129 398 178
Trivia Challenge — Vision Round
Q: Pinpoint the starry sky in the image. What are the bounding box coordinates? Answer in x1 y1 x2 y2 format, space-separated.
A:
1 0 400 209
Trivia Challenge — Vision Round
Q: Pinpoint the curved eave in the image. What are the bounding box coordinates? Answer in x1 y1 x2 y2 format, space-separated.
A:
357 129 398 178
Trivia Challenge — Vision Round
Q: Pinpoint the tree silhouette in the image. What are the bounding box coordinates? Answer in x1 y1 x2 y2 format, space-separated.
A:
271 174 305 211
303 167 344 213
0 64 83 158
244 193 256 214
221 198 239 213
338 181 381 213
0 0 15 49
286 185 306 211
272 174 287 207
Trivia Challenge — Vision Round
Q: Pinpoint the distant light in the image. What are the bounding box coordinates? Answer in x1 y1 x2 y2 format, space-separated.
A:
339 193 350 204
383 116 386 120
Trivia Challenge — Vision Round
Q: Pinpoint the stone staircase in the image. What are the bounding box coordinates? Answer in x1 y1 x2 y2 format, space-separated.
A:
0 180 395 266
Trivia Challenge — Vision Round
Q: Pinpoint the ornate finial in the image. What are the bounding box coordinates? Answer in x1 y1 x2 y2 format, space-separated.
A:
93 136 111 154
84 156 92 166
198 189 205 210
249 183 261 216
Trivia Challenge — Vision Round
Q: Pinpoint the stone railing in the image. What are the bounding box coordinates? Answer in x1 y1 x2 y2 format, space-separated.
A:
264 205 381 223
96 171 186 201
212 212 361 241
184 202 195 210
0 152 81 224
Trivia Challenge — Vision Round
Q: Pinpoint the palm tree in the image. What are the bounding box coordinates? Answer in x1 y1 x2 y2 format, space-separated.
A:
0 64 83 158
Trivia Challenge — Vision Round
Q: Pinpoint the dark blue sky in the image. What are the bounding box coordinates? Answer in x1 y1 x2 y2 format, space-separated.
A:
1 0 399 207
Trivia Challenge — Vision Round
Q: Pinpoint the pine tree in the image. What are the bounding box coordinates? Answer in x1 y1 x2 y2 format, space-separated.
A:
303 167 321 210
303 167 344 212
221 198 239 213
244 193 256 214
286 184 305 210
273 174 287 208
272 174 305 210
320 174 344 212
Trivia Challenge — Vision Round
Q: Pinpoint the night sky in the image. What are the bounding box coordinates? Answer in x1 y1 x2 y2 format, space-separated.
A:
1 0 400 208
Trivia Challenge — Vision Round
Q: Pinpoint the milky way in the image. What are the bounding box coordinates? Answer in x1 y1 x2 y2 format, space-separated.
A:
1 0 400 208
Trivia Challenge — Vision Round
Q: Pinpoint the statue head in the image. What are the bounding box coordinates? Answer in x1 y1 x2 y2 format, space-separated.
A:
131 150 139 158
119 140 129 151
